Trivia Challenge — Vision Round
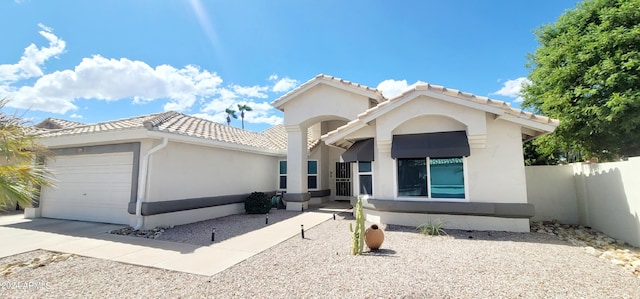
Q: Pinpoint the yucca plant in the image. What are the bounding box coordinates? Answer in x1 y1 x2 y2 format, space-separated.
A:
417 219 447 236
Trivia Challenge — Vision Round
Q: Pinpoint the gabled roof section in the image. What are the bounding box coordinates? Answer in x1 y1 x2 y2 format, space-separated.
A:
323 82 560 143
34 113 165 138
34 111 291 152
35 118 85 130
271 74 385 111
260 124 320 151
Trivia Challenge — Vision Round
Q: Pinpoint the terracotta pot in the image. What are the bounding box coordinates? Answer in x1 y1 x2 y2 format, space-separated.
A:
364 224 384 250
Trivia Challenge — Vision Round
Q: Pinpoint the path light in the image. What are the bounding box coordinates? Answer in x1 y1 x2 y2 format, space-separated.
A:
301 224 305 239
333 213 336 220
266 213 269 225
211 228 216 242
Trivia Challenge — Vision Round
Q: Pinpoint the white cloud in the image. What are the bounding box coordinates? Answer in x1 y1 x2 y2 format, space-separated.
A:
376 79 409 98
272 77 298 93
1 25 286 128
492 77 530 102
268 74 278 81
241 101 282 126
3 55 225 113
0 24 65 82
69 113 83 119
196 100 283 127
232 84 268 99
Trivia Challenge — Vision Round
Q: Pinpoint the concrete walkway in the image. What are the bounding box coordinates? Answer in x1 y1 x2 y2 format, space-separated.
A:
0 204 350 276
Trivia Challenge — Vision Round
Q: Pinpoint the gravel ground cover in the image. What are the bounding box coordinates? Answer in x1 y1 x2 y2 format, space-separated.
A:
157 209 302 245
2 212 640 298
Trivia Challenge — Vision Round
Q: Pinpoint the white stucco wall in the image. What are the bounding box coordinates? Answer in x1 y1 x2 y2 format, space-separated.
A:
466 118 527 204
525 158 640 247
375 95 486 142
574 158 640 247
365 95 527 204
282 84 371 127
525 165 578 224
146 141 278 202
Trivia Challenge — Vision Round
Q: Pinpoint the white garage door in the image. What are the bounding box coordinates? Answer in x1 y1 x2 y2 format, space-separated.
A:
41 152 134 225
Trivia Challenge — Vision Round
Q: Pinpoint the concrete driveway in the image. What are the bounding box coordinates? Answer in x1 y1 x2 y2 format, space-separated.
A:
0 210 335 276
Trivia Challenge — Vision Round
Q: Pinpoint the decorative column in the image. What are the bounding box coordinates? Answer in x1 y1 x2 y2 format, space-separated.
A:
374 139 394 199
284 125 310 210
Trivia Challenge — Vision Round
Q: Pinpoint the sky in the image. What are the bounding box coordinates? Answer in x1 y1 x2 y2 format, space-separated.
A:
0 0 582 132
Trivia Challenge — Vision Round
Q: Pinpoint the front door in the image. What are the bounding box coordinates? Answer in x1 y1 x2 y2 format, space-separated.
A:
335 162 352 197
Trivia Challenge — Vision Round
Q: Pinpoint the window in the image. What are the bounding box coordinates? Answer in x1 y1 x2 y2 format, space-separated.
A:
279 161 287 189
397 157 464 198
278 160 318 190
308 160 318 189
358 161 373 196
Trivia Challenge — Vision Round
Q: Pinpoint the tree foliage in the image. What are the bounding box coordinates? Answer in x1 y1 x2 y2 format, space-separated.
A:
237 104 252 130
522 0 640 160
0 99 52 210
225 107 237 126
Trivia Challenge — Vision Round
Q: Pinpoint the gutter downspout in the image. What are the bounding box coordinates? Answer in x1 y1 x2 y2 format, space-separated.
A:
134 137 168 230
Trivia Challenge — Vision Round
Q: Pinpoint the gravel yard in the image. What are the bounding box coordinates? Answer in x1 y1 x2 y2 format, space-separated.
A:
2 211 640 298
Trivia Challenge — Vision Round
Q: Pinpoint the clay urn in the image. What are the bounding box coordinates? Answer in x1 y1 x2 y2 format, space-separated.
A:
364 224 384 250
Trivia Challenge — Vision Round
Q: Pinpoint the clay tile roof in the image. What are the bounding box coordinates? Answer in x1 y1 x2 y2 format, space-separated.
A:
323 80 559 141
259 124 318 151
271 74 385 109
369 81 558 126
34 118 85 130
34 113 159 138
33 111 322 153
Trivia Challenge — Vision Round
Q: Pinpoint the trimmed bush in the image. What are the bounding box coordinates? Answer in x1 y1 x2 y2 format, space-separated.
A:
245 192 271 214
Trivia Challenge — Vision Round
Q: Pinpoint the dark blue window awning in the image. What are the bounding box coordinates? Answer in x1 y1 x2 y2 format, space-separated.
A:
391 131 470 159
342 138 374 162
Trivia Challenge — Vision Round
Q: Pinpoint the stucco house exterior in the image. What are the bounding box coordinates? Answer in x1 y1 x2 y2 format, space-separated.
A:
26 74 558 232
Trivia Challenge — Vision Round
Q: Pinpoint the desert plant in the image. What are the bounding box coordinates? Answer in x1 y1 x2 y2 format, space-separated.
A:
349 196 365 255
0 98 53 210
417 219 447 236
244 192 271 214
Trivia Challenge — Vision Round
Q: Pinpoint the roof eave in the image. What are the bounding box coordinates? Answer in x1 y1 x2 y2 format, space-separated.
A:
271 75 383 110
147 130 284 156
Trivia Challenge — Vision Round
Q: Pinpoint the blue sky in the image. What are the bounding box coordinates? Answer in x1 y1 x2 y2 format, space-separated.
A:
1 0 581 132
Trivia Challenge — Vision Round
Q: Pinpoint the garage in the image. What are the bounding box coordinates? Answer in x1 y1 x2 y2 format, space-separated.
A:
40 152 134 225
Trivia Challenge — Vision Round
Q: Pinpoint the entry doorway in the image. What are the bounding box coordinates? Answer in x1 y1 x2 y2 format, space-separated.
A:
335 162 352 198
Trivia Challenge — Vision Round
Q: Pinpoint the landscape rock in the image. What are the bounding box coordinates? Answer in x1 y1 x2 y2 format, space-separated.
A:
109 226 169 239
531 221 640 278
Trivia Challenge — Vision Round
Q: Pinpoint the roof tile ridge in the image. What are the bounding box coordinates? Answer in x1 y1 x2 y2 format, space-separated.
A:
143 111 180 130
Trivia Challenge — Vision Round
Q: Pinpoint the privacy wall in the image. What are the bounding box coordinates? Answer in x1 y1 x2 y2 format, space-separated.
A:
526 157 640 247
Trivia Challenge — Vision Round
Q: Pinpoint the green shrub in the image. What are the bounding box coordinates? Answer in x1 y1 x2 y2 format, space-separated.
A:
245 192 271 214
417 219 447 236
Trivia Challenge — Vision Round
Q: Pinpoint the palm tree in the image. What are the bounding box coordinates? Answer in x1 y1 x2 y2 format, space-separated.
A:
237 104 252 129
0 98 52 211
225 108 237 126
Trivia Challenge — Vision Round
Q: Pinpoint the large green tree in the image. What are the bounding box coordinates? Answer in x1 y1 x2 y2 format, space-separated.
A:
522 0 640 160
0 99 52 211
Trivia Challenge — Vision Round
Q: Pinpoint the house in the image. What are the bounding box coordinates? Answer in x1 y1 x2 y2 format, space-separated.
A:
26 74 558 232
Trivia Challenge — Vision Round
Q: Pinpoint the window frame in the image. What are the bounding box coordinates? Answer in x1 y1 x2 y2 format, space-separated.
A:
278 160 287 190
307 160 319 191
277 159 319 191
356 161 373 197
394 156 469 202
